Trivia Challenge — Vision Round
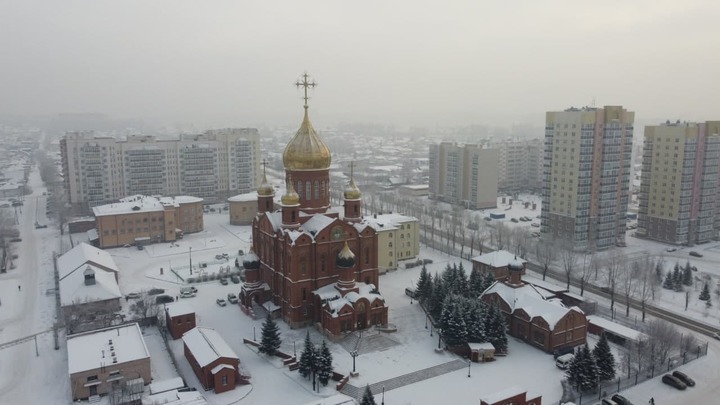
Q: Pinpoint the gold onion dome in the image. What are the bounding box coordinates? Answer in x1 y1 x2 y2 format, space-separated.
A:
257 173 274 196
336 241 356 268
344 178 361 200
281 179 300 205
282 109 331 170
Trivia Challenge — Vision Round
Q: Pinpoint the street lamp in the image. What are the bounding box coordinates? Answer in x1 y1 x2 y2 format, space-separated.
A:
382 385 385 405
468 359 471 377
438 330 442 349
189 246 193 275
425 315 428 329
350 350 359 373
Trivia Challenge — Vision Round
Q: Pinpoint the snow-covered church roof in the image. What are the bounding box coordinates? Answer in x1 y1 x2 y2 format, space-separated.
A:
58 242 119 278
314 283 385 318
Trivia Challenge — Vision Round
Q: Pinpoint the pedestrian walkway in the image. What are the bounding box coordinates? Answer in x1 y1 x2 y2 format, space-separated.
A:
341 358 467 398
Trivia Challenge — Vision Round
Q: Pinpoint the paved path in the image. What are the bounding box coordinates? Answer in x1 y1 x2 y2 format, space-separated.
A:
341 358 467 398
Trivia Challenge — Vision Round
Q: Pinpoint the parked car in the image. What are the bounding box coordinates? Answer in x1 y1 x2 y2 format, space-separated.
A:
215 254 225 260
712 331 720 340
148 288 165 295
123 244 132 248
230 274 240 284
34 223 47 229
227 293 239 304
9 238 22 243
672 370 695 387
531 223 540 227
155 295 175 304
137 245 145 251
125 292 141 300
611 394 634 405
219 277 228 285
666 247 677 252
216 298 227 307
689 251 703 257
601 399 619 405
510 218 519 223
555 354 574 370
180 289 196 298
662 374 687 390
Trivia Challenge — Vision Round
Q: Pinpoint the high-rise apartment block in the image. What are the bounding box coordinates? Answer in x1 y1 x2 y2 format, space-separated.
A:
428 142 498 209
491 139 544 192
540 106 634 251
60 129 260 211
637 121 720 245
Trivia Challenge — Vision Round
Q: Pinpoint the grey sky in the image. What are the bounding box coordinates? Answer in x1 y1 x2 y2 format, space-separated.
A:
1 0 719 128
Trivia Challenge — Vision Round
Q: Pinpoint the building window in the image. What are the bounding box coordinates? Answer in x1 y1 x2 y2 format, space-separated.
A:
321 254 326 272
365 248 370 265
314 180 319 199
306 181 311 200
87 375 98 382
297 181 302 196
221 375 228 386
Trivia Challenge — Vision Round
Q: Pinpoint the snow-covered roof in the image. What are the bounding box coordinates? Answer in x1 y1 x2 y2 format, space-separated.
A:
58 242 119 279
211 363 235 374
472 250 525 268
482 282 580 330
67 323 150 374
228 191 259 202
166 301 195 318
480 385 526 404
60 263 122 307
300 214 335 235
315 283 385 318
524 275 567 294
182 328 238 367
149 377 185 395
92 194 202 216
468 342 495 351
586 315 645 342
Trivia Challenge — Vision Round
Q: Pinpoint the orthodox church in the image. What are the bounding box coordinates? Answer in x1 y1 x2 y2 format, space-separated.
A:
240 74 388 336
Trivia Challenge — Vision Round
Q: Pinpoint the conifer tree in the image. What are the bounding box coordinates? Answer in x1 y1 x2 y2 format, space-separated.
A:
466 301 487 343
443 305 468 347
440 294 459 331
485 304 507 353
259 314 281 356
700 282 711 301
683 261 694 286
456 262 468 297
428 273 446 320
592 333 616 381
579 344 599 391
662 270 674 290
482 272 496 291
317 340 333 386
299 331 316 379
672 264 683 291
416 265 432 305
360 385 376 405
468 268 485 298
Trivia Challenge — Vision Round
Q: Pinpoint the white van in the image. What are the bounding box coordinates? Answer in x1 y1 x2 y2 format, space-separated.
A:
180 287 196 298
555 353 574 370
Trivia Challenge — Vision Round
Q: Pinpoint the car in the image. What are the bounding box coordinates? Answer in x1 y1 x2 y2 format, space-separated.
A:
689 251 703 257
34 223 47 229
215 254 225 260
221 253 229 258
230 274 240 284
9 238 22 243
510 218 519 223
216 298 227 307
219 277 228 285
137 245 145 251
238 249 245 256
123 244 132 248
180 290 196 298
555 353 574 369
712 332 720 340
227 293 239 304
662 373 687 390
531 223 540 227
531 232 540 237
209 208 216 212
155 295 175 304
601 399 618 405
148 288 165 295
483 217 492 221
672 370 695 387
125 292 141 300
611 394 634 405
666 247 677 252
0 203 9 208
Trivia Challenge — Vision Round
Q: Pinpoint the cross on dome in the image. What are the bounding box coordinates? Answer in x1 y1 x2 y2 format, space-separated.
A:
295 72 317 109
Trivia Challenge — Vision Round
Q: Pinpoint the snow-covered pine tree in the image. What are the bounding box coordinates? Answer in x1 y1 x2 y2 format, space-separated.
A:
662 271 674 290
428 273 446 320
592 333 616 381
565 349 583 389
672 264 683 291
360 385 376 405
317 340 333 386
485 304 507 353
482 272 496 291
299 331 316 379
442 305 468 347
578 344 599 391
700 282 711 301
259 313 281 356
456 262 468 297
683 261 694 286
468 268 485 298
443 263 459 295
416 265 431 305
466 301 486 343
440 294 459 331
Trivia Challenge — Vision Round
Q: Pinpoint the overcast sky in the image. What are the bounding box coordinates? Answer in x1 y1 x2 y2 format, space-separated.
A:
1 1 719 128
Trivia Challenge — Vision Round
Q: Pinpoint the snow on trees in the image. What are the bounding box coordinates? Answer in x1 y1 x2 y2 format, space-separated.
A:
317 340 334 387
592 333 616 381
299 331 316 379
259 313 282 356
361 384 376 405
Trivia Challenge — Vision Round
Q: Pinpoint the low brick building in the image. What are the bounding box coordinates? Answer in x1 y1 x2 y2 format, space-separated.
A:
67 323 151 401
480 386 541 405
471 250 526 282
165 302 196 340
182 327 243 394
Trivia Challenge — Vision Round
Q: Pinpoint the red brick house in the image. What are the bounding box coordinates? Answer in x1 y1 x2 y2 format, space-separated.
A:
471 250 526 282
480 386 542 405
165 302 196 340
480 260 586 353
182 328 244 394
241 94 388 336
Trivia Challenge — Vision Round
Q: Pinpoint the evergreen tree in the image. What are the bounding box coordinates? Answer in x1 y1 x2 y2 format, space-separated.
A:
579 344 599 391
259 314 281 356
317 340 333 386
466 301 486 343
699 282 711 301
592 333 616 381
442 305 468 347
566 349 583 389
443 263 459 295
360 385 376 405
482 272 496 292
428 273 446 320
440 294 459 331
468 268 485 298
485 304 507 353
456 262 468 297
672 264 683 292
655 261 664 282
299 331 316 379
683 261 694 286
662 271 674 290
416 265 432 305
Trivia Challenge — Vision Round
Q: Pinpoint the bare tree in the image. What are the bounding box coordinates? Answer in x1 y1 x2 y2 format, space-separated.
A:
510 227 531 258
622 261 639 317
578 251 595 296
637 255 656 322
645 319 679 367
559 242 579 290
604 254 623 314
535 238 557 281
492 222 509 251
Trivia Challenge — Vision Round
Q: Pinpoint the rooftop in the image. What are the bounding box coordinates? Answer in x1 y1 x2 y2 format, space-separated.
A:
58 242 118 279
59 263 122 307
92 194 203 216
182 327 238 367
67 323 150 374
472 250 525 268
166 301 195 318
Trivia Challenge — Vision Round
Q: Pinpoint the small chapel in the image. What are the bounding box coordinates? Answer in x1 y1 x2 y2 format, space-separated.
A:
240 74 388 336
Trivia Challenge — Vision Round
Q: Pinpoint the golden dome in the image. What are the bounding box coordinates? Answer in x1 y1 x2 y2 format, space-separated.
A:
344 178 361 200
281 179 300 206
257 172 274 197
282 108 331 170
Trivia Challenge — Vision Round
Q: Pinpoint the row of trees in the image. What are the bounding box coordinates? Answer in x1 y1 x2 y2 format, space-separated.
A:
415 263 508 352
565 333 616 392
299 331 334 391
621 319 700 377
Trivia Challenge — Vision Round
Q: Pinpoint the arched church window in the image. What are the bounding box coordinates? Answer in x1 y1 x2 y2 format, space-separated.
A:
306 181 311 200
321 254 326 272
320 181 326 197
364 247 370 264
314 180 319 199
297 181 302 196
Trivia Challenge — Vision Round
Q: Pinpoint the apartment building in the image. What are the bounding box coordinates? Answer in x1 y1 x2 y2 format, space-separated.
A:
491 139 544 192
637 121 720 245
60 129 260 211
365 213 421 273
540 106 634 251
429 142 498 210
